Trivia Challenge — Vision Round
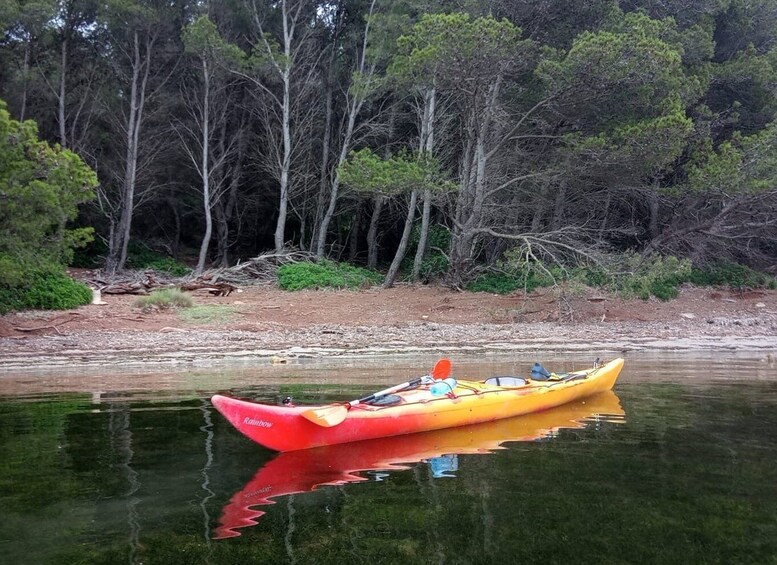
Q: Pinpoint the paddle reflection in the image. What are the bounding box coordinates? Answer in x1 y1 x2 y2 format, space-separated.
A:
214 391 625 539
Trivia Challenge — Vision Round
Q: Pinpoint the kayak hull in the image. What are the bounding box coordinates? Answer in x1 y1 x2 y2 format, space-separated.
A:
214 390 625 538
212 357 624 452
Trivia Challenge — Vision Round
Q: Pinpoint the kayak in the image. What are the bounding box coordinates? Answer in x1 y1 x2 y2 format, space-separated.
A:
214 390 624 538
211 357 624 452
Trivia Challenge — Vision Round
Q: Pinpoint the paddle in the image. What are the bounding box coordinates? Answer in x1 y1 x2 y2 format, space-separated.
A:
300 358 452 428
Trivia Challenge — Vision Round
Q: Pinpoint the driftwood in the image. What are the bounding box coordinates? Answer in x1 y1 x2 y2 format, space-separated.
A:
13 314 81 334
83 250 316 296
179 281 237 296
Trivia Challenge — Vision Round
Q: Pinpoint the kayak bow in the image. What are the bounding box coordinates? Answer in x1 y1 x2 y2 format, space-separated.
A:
211 357 624 452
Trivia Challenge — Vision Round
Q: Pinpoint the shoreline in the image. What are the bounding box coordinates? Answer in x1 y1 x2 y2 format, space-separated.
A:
1 320 775 373
2 285 776 373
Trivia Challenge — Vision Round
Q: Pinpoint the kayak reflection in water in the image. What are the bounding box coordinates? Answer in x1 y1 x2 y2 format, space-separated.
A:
213 390 625 539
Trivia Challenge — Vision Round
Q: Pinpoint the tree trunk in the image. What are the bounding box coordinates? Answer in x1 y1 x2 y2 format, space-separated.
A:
106 31 152 274
551 181 567 230
310 32 338 252
383 190 419 289
274 66 291 253
648 189 660 239
167 198 181 260
58 36 68 148
366 195 384 269
348 203 362 261
412 88 437 282
20 42 30 121
215 125 247 267
195 60 212 275
412 189 432 281
315 0 376 258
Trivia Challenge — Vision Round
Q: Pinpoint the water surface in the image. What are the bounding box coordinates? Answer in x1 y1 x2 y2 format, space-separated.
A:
1 353 776 564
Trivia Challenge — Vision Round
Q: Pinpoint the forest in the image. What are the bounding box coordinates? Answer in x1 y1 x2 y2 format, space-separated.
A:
1 0 776 308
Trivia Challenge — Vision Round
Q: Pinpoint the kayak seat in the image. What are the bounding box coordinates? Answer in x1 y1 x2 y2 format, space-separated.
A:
483 376 527 387
366 394 402 406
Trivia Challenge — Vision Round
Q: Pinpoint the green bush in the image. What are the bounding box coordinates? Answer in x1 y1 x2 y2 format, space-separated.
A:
69 238 108 268
277 260 382 291
415 253 449 281
615 255 690 301
134 288 194 310
399 224 451 282
467 268 558 294
126 243 191 276
0 269 92 313
688 261 774 288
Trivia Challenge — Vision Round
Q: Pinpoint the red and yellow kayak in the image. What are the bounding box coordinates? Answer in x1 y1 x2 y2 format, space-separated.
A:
212 358 624 452
214 390 625 538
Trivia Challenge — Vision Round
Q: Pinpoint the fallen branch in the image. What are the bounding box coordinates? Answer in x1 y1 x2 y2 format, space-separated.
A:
13 314 81 334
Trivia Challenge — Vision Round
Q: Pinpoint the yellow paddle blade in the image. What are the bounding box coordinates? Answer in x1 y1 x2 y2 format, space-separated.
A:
300 404 349 427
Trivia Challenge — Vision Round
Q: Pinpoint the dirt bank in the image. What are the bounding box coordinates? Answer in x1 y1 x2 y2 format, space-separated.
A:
1 284 776 371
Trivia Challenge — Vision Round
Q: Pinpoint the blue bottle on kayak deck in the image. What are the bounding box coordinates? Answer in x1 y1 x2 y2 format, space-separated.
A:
430 377 457 396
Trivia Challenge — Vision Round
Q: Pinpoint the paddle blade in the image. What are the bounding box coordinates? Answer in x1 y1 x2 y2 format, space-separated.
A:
431 358 452 380
300 404 349 427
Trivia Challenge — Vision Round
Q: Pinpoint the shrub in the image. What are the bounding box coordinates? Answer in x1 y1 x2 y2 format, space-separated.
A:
0 268 92 313
126 243 191 276
277 260 382 291
134 288 194 310
615 254 691 301
688 261 775 288
467 268 558 294
402 224 450 282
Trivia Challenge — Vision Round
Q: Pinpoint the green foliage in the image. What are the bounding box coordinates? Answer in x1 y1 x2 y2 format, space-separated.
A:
686 120 777 196
0 99 97 287
402 224 450 281
0 268 92 313
339 148 455 197
688 261 776 288
391 13 525 89
468 266 560 294
277 260 382 291
609 254 691 300
133 288 194 310
125 244 190 276
468 251 775 300
182 15 243 65
69 238 108 268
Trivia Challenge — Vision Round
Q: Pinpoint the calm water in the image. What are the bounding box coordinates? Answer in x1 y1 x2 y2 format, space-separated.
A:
1 353 776 564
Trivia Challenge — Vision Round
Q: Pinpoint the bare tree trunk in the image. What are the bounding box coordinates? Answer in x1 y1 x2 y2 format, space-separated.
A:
348 203 362 261
106 31 152 274
383 190 419 289
315 0 377 258
551 181 567 230
531 180 552 232
274 64 291 253
214 122 246 267
365 103 397 268
20 42 30 121
167 197 181 260
58 37 68 148
195 60 212 275
413 190 432 280
648 189 660 239
366 195 384 269
449 78 501 284
310 21 339 252
412 88 436 281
